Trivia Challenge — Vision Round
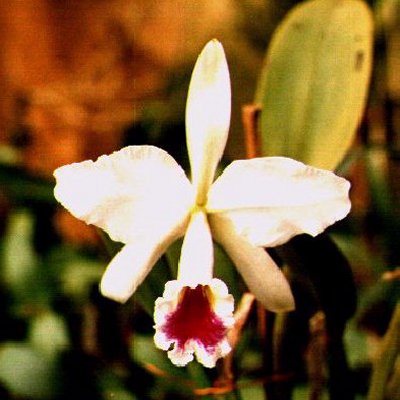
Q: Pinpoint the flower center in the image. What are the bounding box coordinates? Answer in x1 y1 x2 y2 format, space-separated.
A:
161 285 227 352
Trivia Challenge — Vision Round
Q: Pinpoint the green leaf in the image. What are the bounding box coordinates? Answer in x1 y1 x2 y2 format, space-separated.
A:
134 255 173 316
131 334 186 377
2 210 46 305
0 342 61 399
0 163 54 204
28 310 70 357
256 0 373 170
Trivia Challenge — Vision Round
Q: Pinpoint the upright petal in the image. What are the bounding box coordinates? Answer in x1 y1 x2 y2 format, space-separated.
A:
54 145 193 244
210 214 295 312
207 157 351 247
186 40 231 205
100 230 177 302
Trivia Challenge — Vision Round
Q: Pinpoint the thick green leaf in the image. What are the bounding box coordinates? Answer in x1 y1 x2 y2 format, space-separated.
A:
256 0 373 170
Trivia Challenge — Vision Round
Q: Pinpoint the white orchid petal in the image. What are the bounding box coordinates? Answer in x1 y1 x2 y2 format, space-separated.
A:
54 145 193 244
210 214 295 312
186 39 231 204
208 157 351 247
100 231 179 302
177 211 213 287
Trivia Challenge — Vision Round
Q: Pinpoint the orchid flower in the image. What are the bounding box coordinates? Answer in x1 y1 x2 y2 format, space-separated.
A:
53 39 351 368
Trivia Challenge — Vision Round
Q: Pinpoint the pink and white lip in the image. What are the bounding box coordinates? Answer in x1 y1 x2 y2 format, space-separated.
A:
154 278 234 368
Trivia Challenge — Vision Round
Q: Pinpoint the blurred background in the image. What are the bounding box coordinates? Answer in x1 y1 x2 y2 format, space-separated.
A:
0 0 398 399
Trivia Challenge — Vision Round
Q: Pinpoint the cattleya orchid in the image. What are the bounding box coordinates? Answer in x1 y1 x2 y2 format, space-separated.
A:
54 39 351 368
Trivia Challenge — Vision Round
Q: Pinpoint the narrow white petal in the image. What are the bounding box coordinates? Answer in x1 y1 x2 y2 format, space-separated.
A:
208 157 351 246
210 214 295 312
100 230 178 302
54 145 193 244
186 40 231 204
177 211 213 287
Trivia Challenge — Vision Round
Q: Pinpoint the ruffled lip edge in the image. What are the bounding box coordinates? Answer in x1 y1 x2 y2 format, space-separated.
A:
153 278 234 368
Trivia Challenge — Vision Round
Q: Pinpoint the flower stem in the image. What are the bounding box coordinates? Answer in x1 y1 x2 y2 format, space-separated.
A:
242 104 261 159
306 312 327 400
242 104 270 400
367 302 400 400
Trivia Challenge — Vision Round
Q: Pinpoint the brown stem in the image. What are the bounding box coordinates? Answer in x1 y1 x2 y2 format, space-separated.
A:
306 312 327 400
242 104 262 159
367 302 400 400
242 104 270 399
216 293 256 389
